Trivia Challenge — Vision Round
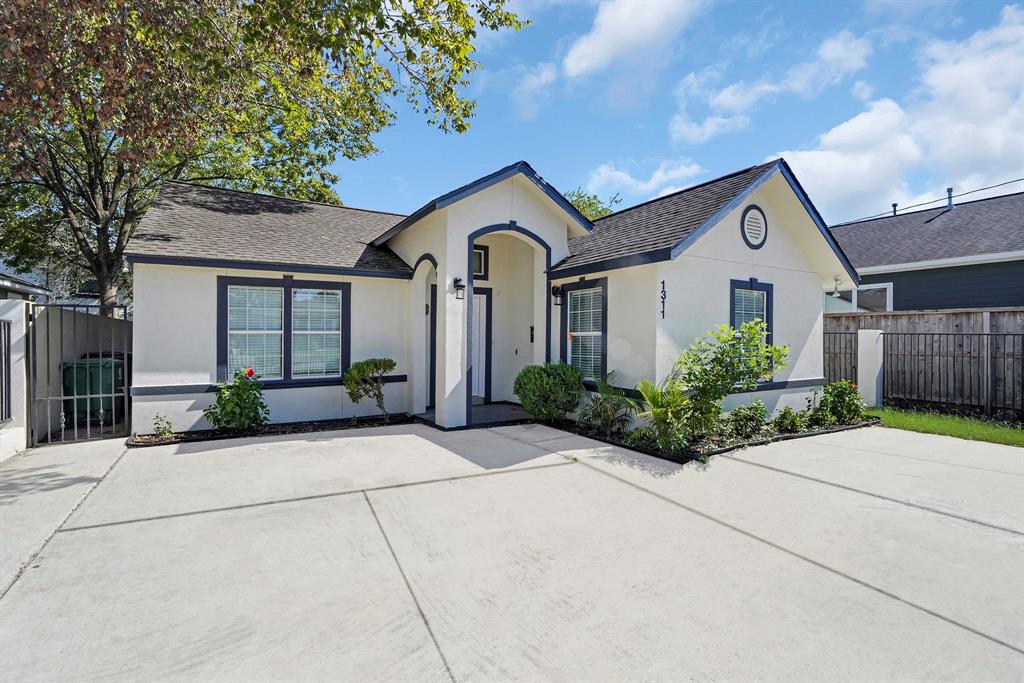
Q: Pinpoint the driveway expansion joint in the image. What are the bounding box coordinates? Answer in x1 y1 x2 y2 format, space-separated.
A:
57 460 577 534
575 457 1024 656
362 491 456 682
723 454 1023 536
0 445 130 602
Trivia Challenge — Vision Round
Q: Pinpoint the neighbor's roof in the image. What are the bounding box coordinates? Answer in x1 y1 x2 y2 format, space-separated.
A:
552 161 779 275
829 192 1024 269
371 160 593 247
0 269 50 296
127 182 409 275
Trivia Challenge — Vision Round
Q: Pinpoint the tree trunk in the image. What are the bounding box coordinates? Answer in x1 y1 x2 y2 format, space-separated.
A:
97 273 119 317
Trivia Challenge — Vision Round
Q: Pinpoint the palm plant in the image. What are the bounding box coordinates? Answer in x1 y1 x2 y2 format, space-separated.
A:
635 378 690 454
578 372 639 437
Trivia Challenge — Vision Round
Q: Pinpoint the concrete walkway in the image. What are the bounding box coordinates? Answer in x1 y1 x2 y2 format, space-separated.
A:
0 424 1021 681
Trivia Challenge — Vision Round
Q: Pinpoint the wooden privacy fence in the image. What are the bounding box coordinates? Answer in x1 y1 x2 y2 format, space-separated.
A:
822 327 1024 421
882 332 1023 421
824 332 857 385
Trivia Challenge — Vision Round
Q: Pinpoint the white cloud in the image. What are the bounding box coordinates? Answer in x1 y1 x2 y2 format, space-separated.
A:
851 80 874 102
777 6 1024 223
563 0 708 78
584 159 703 197
511 62 557 120
668 30 873 144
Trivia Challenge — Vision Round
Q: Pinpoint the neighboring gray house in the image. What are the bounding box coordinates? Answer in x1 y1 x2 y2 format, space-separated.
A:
0 270 49 301
827 191 1023 312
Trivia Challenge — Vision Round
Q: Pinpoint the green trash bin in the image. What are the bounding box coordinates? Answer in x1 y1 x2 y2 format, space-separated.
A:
61 356 126 426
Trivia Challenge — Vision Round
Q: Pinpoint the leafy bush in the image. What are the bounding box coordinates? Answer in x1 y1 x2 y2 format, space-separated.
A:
635 379 690 454
773 406 807 434
203 367 269 431
820 380 865 425
623 426 659 451
343 358 397 422
513 363 583 422
728 398 770 439
578 372 638 437
672 321 788 438
806 389 837 428
152 414 174 439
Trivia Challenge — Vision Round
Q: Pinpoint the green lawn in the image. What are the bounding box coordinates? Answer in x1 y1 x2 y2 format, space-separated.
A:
866 408 1024 448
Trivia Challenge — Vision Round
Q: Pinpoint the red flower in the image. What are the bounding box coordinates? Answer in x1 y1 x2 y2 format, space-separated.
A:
245 367 255 378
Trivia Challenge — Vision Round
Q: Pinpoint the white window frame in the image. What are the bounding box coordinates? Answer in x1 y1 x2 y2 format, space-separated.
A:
836 282 893 312
291 288 343 379
567 287 604 380
227 285 284 380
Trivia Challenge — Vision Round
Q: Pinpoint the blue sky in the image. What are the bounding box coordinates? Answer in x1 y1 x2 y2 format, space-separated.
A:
332 0 1024 225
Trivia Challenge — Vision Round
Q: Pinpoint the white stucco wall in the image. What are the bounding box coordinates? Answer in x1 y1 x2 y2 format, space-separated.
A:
0 300 29 461
131 263 409 433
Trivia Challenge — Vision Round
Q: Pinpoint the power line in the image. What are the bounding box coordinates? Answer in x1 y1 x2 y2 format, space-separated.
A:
835 176 1024 226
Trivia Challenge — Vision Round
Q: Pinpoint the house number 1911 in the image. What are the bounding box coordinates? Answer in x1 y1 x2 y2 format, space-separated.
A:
660 280 666 319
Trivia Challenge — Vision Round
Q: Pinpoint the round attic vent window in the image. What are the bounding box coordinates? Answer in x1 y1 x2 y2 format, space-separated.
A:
740 205 767 249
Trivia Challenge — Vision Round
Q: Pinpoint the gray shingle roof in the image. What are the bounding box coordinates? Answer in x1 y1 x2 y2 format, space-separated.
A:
829 192 1024 269
127 182 410 274
553 161 778 274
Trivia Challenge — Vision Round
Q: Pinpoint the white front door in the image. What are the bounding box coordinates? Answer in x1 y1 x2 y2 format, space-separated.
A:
472 293 487 397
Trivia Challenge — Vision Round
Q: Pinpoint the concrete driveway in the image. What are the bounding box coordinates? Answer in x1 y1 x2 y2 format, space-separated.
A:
1 424 1022 681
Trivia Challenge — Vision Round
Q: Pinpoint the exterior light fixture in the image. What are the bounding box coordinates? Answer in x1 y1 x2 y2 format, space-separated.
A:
453 276 466 300
829 277 842 299
551 285 563 306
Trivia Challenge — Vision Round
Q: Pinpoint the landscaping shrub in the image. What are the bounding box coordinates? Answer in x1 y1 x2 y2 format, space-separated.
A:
806 380 865 427
772 406 807 434
635 379 690 454
203 367 270 431
152 414 174 439
513 363 583 422
343 358 397 422
820 380 865 424
577 372 638 437
623 426 659 451
727 398 769 439
672 321 788 438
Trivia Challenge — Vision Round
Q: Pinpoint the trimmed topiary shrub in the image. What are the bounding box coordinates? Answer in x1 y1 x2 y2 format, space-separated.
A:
727 398 770 439
203 367 270 431
773 406 807 434
513 363 583 422
343 358 398 422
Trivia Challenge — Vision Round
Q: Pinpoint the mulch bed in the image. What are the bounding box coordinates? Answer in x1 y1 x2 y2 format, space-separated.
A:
552 417 882 467
127 413 415 448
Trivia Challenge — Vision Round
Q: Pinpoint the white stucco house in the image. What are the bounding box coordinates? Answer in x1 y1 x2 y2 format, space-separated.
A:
125 159 858 431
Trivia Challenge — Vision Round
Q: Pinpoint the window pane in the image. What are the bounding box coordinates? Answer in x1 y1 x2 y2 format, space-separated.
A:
732 288 765 328
856 287 888 312
571 335 602 379
292 289 341 332
293 333 341 377
228 333 282 378
569 288 602 333
228 286 283 331
473 250 485 275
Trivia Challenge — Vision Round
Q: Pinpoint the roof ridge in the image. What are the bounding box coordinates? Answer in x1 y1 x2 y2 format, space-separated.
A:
164 180 407 218
831 190 1024 229
593 160 780 223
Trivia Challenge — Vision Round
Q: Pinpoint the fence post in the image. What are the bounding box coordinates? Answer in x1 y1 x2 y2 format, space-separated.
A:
857 329 884 407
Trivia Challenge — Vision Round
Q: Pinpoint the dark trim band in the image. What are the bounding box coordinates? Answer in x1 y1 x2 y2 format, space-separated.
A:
131 374 408 396
128 254 413 280
728 377 825 394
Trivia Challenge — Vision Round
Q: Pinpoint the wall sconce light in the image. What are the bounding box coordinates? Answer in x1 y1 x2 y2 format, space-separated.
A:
829 277 842 299
453 276 466 300
551 285 563 306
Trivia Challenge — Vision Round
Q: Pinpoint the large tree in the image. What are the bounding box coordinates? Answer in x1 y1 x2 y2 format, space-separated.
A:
1 0 520 309
565 187 622 221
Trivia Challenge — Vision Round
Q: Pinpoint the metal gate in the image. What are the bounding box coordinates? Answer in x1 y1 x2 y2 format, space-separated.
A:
27 304 132 446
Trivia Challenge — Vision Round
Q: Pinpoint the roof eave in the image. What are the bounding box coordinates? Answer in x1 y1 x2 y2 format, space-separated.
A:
370 161 593 248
